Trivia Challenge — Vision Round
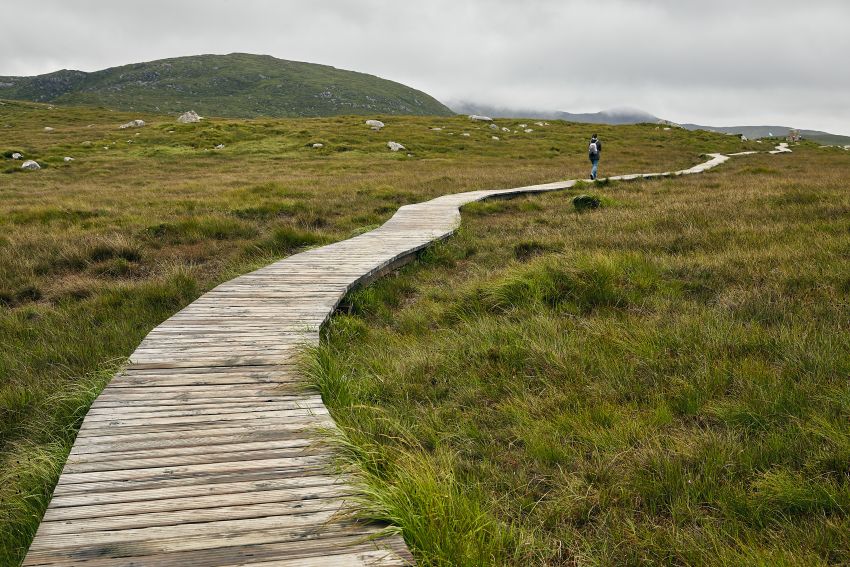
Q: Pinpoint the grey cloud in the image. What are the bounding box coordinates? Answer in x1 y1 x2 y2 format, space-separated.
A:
2 0 848 133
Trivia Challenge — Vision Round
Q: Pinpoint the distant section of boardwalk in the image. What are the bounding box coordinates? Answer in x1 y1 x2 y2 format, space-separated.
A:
24 154 735 566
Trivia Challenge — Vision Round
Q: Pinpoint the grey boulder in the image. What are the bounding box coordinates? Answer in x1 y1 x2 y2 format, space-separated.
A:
119 119 146 129
177 111 202 123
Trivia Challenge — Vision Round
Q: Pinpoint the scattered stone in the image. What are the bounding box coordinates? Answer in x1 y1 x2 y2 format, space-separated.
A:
519 124 527 128
119 119 145 129
11 152 22 159
21 160 40 170
461 133 471 137
469 115 493 122
43 126 54 132
63 156 74 162
524 128 534 133
663 127 671 131
81 141 92 147
407 153 414 157
387 141 405 152
740 134 748 142
502 127 510 132
214 144 225 150
366 120 385 131
177 110 202 123
573 194 600 211
489 123 499 130
430 127 443 131
312 143 324 148
491 136 500 141
534 122 545 126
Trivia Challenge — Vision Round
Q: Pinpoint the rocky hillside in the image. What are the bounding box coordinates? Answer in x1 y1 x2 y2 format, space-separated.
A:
0 53 453 118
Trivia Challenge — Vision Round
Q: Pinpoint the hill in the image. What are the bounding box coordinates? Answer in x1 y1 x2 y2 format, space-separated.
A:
0 53 454 118
450 101 659 124
680 123 850 145
451 102 850 145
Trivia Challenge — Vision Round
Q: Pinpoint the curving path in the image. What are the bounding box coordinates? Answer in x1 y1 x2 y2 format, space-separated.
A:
23 148 786 566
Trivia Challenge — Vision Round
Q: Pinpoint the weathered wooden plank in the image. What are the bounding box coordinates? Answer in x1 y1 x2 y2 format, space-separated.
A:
48 475 342 508
84 401 324 421
55 455 331 485
89 397 319 412
66 438 314 464
51 467 334 497
23 527 401 566
37 499 348 536
44 484 351 524
62 446 324 474
26 510 346 551
68 422 328 450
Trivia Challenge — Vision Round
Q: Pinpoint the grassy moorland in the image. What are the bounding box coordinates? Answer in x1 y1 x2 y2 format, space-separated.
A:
0 98 757 563
309 147 850 565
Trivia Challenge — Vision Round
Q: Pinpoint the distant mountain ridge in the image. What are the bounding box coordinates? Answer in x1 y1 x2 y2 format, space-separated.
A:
0 53 453 118
449 102 657 124
450 102 850 145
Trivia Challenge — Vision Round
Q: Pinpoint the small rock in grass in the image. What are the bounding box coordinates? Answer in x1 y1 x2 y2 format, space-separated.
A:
431 127 442 131
43 126 55 132
387 141 405 152
366 119 385 131
489 123 499 130
535 121 545 126
461 133 471 137
214 144 225 149
177 110 202 123
519 124 527 128
524 128 534 133
11 152 22 159
491 136 500 141
81 141 92 147
21 160 40 170
501 127 510 132
469 115 493 121
312 143 324 148
119 119 145 129
573 194 600 211
63 156 74 162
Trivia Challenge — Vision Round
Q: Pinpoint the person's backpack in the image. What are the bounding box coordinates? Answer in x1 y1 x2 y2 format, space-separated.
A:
589 141 598 155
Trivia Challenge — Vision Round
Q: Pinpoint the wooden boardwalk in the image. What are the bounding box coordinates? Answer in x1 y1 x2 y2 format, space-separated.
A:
23 154 733 566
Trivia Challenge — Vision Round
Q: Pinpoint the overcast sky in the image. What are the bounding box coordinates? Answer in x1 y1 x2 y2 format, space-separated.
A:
3 0 849 134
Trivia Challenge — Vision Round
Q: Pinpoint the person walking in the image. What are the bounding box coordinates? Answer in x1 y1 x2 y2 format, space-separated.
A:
588 134 602 180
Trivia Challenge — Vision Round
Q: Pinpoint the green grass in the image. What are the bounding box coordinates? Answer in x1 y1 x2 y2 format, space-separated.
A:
308 148 850 565
0 97 783 564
